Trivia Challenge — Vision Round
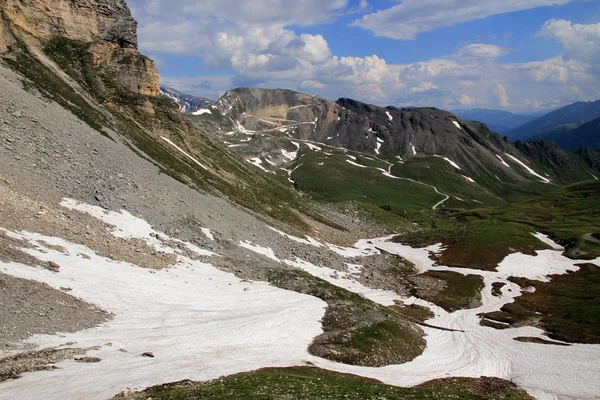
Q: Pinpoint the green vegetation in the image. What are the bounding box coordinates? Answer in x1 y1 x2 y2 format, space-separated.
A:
266 269 425 367
480 264 600 343
292 152 445 213
413 271 485 312
395 180 600 270
119 367 533 400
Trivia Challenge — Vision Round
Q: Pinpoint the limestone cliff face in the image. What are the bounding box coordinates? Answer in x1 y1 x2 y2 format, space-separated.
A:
0 0 159 96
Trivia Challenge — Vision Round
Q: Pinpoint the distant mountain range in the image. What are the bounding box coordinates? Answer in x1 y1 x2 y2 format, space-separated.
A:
529 116 600 152
159 86 212 113
507 100 600 141
452 108 539 134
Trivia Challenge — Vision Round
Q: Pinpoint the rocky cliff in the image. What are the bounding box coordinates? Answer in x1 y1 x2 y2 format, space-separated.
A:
0 0 159 96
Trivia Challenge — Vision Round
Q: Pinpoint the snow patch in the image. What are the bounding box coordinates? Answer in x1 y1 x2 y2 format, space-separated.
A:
0 225 323 400
386 111 393 121
435 155 462 170
452 120 461 130
346 160 368 168
160 137 209 171
463 175 475 183
496 155 510 168
281 149 298 161
192 109 211 116
505 154 550 183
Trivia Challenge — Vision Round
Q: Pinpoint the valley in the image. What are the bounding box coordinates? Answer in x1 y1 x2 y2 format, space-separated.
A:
0 1 599 400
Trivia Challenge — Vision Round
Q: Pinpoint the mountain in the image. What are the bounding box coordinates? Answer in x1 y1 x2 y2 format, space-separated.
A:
159 85 212 113
530 116 600 152
576 147 600 174
0 1 599 399
451 108 538 133
508 100 600 140
188 87 598 209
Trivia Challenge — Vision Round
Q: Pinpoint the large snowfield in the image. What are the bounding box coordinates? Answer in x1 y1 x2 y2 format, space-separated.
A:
1 200 600 400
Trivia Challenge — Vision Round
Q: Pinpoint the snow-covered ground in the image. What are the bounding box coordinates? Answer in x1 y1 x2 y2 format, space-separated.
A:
1 201 600 400
0 203 325 400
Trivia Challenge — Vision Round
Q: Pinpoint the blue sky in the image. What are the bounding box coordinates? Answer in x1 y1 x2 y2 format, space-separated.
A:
128 0 600 112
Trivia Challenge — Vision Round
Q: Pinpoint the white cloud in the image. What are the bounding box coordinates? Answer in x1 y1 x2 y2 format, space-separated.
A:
132 2 598 113
351 0 577 40
495 83 511 107
538 19 600 64
458 94 477 105
458 43 508 59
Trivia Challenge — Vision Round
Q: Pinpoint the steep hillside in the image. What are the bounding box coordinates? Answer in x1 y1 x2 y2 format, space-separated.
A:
160 85 212 113
530 116 600 152
577 147 600 174
508 100 600 140
452 108 538 133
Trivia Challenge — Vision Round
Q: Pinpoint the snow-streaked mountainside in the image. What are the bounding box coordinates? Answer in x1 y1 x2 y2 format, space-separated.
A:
508 100 600 141
452 108 538 134
188 87 599 203
159 86 212 113
1 1 600 399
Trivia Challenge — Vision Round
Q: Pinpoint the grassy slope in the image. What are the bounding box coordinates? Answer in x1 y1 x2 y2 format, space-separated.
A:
118 367 533 400
292 152 445 213
395 181 600 270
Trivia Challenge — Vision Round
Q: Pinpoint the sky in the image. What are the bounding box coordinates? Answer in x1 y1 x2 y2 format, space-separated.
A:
128 0 600 113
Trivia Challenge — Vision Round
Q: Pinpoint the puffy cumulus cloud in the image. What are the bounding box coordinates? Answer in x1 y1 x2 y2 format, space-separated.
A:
458 43 508 59
409 82 439 93
394 40 599 111
131 2 598 113
495 83 511 107
458 94 477 106
517 56 593 84
351 0 576 40
538 19 600 64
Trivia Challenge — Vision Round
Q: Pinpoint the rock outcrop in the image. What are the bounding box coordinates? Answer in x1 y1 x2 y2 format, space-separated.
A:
0 0 159 96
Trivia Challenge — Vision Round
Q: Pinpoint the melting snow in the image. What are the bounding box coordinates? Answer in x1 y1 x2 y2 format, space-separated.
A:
463 175 475 183
411 144 416 156
505 154 550 183
0 216 323 400
435 155 461 170
200 228 215 241
281 147 298 161
346 160 368 168
496 155 510 168
386 111 393 121
192 109 211 116
452 120 461 130
160 137 209 171
246 158 274 174
305 143 322 151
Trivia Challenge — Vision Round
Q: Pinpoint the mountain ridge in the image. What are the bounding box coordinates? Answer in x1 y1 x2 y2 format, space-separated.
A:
508 100 600 141
159 85 212 113
451 108 539 134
